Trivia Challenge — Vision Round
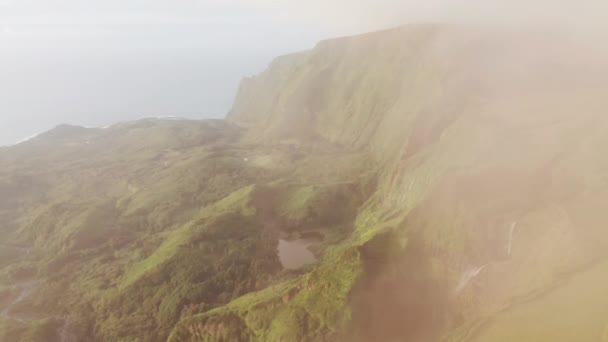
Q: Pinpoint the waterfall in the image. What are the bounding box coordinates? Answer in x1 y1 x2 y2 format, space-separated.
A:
507 222 517 257
454 265 486 294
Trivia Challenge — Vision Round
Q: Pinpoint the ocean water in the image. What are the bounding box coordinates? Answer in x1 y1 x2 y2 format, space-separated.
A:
0 50 252 146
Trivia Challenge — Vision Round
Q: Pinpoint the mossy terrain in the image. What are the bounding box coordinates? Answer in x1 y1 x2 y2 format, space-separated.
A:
2 25 608 342
0 117 374 341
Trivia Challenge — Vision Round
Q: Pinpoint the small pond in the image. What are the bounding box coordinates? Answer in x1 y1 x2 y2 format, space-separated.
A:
277 238 320 270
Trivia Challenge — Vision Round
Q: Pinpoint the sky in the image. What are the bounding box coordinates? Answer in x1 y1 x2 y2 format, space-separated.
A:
0 0 605 145
0 0 404 145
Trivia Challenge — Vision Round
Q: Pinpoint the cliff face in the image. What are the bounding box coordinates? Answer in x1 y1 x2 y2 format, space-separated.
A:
221 24 608 341
230 25 604 158
229 25 445 158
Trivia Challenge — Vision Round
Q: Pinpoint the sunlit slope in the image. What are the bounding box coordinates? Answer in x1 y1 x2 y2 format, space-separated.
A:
0 117 373 341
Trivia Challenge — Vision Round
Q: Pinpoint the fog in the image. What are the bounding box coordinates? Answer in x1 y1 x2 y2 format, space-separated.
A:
2 1 608 341
1 0 607 145
0 1 340 145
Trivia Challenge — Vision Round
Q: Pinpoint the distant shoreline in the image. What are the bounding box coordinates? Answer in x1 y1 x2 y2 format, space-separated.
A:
3 114 219 147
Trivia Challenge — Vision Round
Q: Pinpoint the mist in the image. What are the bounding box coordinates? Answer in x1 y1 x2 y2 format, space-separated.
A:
2 0 607 145
2 1 608 341
0 1 334 145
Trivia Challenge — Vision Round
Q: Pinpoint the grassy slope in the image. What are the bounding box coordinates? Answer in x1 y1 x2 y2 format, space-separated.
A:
0 118 374 341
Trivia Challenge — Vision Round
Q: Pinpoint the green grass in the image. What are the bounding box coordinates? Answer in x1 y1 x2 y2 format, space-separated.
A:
120 185 256 289
167 189 397 342
169 242 364 342
119 223 193 289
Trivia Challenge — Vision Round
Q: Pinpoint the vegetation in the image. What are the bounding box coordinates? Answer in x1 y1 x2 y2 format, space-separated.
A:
0 117 374 341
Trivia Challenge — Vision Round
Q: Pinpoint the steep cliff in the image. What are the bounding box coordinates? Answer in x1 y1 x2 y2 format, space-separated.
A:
187 24 608 341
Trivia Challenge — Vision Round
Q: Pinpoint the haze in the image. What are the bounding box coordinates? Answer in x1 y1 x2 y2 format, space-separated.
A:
2 1 608 341
1 0 606 145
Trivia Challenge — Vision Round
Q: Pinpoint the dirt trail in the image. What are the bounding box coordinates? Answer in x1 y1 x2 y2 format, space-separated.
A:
0 243 37 322
0 280 38 322
0 244 75 341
